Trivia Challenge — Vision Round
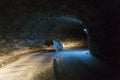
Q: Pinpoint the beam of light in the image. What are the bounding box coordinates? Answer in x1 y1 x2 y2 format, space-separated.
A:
56 15 88 33
57 15 82 24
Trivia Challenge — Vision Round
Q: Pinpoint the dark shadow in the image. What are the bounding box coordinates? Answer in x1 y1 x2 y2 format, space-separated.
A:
53 59 61 80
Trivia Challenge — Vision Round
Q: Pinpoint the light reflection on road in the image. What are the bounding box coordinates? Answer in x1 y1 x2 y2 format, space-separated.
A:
54 48 118 80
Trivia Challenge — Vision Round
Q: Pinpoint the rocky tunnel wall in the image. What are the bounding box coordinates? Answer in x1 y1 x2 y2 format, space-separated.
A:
0 0 102 55
0 0 119 61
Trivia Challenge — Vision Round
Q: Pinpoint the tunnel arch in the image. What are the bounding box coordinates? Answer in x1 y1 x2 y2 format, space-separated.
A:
44 15 102 57
45 15 89 50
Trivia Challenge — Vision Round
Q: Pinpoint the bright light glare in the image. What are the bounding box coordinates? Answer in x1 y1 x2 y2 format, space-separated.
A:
84 28 88 34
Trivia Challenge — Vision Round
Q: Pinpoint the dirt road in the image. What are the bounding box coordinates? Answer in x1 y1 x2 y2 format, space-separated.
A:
0 52 56 80
0 48 120 80
53 49 120 80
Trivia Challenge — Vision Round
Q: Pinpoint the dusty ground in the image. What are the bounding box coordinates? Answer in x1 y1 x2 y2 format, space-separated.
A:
0 51 56 80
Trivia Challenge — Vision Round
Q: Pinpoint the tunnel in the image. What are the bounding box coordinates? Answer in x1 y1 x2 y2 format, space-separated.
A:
0 0 120 80
0 0 101 56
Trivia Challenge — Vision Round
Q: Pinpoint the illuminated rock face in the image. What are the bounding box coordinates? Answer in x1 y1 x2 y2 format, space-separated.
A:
53 40 63 52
